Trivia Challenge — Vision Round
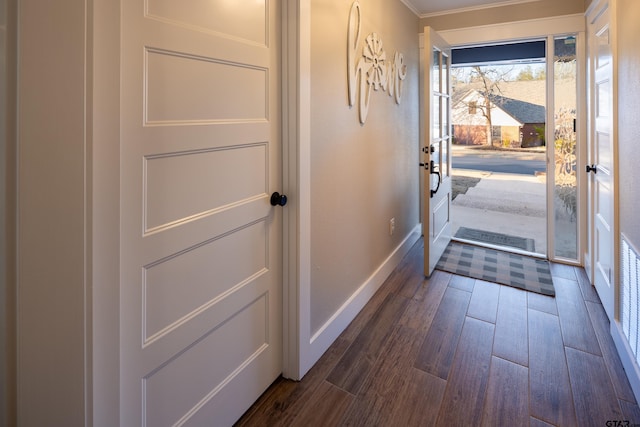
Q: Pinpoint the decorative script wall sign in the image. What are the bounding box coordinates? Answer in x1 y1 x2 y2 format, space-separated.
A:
348 1 407 124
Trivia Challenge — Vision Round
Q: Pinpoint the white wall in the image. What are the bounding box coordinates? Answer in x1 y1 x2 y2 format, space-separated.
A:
16 1 88 425
90 0 121 425
0 0 16 425
1 0 6 423
605 0 640 405
309 0 420 334
617 0 640 248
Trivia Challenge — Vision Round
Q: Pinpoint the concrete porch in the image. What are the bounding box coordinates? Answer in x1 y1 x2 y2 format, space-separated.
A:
451 168 578 260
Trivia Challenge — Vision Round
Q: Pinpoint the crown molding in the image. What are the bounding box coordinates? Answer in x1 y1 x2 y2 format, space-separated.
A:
399 0 421 17
415 0 541 19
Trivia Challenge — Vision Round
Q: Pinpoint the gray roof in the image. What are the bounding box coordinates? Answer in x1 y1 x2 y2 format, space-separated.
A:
487 93 546 124
452 79 576 125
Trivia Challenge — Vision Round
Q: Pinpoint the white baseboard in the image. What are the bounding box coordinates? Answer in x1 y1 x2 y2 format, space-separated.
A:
307 224 422 368
611 320 640 404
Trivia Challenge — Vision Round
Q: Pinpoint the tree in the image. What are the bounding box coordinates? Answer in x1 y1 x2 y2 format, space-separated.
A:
451 67 467 85
516 65 535 81
468 66 512 147
514 64 546 81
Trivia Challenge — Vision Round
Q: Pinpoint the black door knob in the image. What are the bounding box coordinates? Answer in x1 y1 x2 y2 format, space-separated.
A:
586 164 597 174
270 192 288 207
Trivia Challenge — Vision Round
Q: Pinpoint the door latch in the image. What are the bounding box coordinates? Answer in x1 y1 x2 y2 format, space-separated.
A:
421 146 436 154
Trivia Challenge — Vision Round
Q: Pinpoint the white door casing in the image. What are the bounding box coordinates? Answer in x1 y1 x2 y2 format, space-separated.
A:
120 2 282 425
587 0 616 321
423 27 453 276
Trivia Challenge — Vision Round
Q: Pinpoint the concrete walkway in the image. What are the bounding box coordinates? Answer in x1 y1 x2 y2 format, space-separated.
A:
451 169 548 255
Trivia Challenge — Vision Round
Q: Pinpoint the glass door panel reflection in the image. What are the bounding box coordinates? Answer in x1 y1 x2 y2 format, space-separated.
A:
553 35 578 260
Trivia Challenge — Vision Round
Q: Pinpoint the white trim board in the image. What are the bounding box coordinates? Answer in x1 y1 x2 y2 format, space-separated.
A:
439 13 586 46
282 0 313 381
308 225 422 366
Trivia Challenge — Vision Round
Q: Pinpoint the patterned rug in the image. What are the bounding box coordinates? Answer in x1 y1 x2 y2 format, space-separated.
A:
436 241 555 296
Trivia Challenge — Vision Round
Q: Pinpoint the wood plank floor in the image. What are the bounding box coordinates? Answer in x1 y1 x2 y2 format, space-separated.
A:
236 239 640 427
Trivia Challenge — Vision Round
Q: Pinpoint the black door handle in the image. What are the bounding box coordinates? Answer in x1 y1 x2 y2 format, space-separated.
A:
586 164 597 174
270 192 288 206
430 160 441 198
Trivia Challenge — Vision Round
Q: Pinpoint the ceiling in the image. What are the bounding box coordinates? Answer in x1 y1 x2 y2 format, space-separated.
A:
402 0 539 17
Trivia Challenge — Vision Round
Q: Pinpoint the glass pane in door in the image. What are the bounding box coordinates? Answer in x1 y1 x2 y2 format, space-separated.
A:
433 48 441 93
442 52 450 95
433 95 441 138
442 96 450 178
553 35 578 260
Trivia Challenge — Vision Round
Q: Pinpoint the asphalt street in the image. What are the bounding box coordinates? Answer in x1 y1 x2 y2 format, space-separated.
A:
451 145 546 175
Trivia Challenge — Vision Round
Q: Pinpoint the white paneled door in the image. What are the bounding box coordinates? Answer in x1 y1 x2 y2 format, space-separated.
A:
587 1 615 321
423 27 453 275
120 2 282 425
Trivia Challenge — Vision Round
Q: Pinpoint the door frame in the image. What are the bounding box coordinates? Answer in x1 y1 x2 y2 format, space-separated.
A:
438 13 587 265
90 0 310 423
281 0 313 380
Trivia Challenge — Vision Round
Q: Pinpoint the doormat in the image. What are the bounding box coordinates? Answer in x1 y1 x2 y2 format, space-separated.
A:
436 241 555 296
455 227 536 252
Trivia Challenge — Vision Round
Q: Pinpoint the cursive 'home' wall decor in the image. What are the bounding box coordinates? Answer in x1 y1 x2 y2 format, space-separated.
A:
347 1 407 124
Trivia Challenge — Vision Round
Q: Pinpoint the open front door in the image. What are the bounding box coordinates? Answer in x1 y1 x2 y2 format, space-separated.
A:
423 27 453 276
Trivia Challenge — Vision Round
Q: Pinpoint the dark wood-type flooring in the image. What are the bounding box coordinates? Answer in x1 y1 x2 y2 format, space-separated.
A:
237 239 640 426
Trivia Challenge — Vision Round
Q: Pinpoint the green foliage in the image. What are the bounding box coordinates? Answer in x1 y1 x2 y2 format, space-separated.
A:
516 66 535 81
534 126 546 144
515 65 546 81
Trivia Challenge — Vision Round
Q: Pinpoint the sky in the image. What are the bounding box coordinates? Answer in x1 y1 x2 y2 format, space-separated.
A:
452 62 547 83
